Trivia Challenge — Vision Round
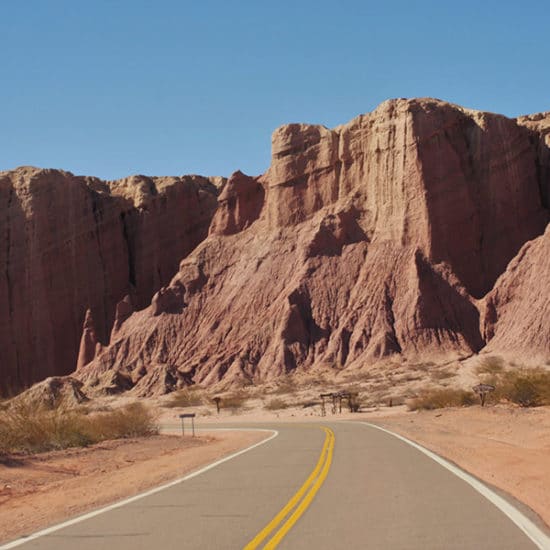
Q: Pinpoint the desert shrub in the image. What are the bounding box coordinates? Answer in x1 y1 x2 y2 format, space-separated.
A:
220 392 249 413
0 402 157 454
164 386 204 408
430 368 455 381
269 379 297 395
408 388 476 411
475 356 504 376
264 398 289 411
412 362 436 372
84 402 157 440
499 369 550 407
297 400 319 409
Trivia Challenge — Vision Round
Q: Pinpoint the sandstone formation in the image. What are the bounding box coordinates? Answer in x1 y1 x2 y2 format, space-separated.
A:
517 111 550 209
0 167 220 393
482 224 550 358
9 376 88 409
74 99 550 395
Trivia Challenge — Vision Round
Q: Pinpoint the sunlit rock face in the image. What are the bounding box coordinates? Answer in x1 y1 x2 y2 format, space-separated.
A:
0 167 220 392
73 99 549 395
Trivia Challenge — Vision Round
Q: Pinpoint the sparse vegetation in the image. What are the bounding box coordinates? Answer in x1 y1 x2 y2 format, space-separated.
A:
477 365 550 407
264 398 289 411
499 369 550 407
269 378 298 395
164 386 204 408
296 399 319 409
430 368 455 381
408 388 476 411
0 402 157 455
221 392 249 413
475 356 505 376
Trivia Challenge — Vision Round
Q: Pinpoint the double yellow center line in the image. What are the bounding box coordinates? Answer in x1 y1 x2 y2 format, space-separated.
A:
244 427 335 549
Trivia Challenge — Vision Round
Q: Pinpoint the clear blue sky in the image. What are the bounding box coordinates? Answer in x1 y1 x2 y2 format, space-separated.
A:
1 0 548 180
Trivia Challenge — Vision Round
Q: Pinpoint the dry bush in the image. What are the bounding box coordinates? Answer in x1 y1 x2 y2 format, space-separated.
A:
264 398 289 411
430 368 455 381
342 370 373 384
411 362 436 372
498 368 550 407
475 356 504 376
408 388 476 411
221 391 249 413
477 366 550 407
164 386 204 408
296 399 319 409
269 378 298 395
0 402 157 454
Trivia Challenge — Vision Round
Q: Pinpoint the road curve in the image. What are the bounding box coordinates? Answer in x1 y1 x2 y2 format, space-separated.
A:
3 421 548 549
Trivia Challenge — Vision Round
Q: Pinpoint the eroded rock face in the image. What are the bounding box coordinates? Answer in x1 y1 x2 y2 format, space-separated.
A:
482 225 550 358
517 111 550 209
75 98 549 395
0 167 219 393
209 171 264 236
8 376 88 409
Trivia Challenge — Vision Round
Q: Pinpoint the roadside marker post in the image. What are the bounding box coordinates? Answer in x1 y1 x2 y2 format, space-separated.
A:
179 413 196 436
472 383 495 407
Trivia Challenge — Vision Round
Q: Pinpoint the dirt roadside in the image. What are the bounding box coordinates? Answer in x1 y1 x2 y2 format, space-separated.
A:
0 430 266 545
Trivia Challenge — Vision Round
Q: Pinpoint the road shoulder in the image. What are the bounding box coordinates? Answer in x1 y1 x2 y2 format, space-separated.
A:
0 430 265 544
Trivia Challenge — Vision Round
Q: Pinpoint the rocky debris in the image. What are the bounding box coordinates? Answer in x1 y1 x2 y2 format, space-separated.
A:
73 98 549 394
0 167 220 393
8 377 88 409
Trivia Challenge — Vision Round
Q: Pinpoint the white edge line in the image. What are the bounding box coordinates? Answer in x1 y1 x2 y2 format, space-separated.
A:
1 428 279 549
354 421 550 550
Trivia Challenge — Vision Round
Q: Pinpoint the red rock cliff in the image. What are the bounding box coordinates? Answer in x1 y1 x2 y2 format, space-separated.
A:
0 167 219 392
75 99 549 394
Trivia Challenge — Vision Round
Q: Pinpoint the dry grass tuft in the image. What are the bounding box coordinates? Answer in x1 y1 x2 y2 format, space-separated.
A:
264 398 289 411
408 388 476 411
430 368 455 381
220 391 249 413
475 356 505 376
164 386 204 408
498 368 550 407
269 378 298 395
0 402 157 455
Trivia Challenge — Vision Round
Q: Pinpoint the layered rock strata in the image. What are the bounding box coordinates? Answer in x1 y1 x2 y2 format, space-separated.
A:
0 167 220 392
75 99 550 395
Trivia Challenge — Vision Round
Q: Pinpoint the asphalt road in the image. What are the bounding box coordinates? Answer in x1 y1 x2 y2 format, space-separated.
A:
4 421 549 549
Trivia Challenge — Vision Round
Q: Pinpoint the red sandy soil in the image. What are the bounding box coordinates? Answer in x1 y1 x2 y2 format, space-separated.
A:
0 430 265 545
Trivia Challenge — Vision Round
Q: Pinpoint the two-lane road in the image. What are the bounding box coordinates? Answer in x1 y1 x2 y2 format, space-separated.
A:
3 422 549 549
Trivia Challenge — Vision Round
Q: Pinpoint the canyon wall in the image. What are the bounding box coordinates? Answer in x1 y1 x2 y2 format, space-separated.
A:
0 167 220 392
73 99 550 395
